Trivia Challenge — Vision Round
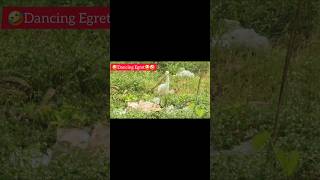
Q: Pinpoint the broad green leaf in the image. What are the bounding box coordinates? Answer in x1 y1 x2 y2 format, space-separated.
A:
251 130 271 151
195 107 206 117
287 151 300 176
275 148 300 177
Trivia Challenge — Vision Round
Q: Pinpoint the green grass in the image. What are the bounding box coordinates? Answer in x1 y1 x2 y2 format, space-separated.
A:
1 149 109 180
110 62 210 119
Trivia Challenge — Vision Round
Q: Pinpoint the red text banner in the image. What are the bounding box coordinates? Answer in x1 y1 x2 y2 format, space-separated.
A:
1 7 110 29
110 64 158 71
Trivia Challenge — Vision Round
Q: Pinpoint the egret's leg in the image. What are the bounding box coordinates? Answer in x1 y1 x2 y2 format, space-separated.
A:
159 96 164 108
164 95 168 107
159 95 166 108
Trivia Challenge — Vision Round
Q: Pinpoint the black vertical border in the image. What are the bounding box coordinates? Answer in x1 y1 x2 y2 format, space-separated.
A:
110 0 211 179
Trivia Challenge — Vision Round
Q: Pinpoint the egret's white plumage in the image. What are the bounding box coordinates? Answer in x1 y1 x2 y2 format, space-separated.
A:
175 68 195 78
157 71 170 96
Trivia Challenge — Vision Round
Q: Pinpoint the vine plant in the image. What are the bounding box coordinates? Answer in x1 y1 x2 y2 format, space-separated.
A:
251 0 310 179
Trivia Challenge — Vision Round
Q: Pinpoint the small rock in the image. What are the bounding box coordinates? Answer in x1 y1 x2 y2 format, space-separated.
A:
113 108 127 115
213 140 255 156
151 97 161 105
55 128 90 149
165 105 175 113
31 149 52 168
227 140 255 155
9 148 52 168
88 123 110 156
127 100 161 113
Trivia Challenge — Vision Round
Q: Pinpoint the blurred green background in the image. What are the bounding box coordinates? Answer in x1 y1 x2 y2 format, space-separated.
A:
211 0 320 179
0 1 110 179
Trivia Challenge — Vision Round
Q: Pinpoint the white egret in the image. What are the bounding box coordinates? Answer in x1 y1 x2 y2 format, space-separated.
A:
157 71 170 106
157 71 170 95
175 68 194 94
175 68 195 78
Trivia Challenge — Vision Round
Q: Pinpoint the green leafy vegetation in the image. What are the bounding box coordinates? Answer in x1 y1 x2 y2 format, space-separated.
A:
252 131 271 152
275 148 300 177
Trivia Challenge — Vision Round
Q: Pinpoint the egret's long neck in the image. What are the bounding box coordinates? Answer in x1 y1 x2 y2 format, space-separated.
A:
165 75 170 86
